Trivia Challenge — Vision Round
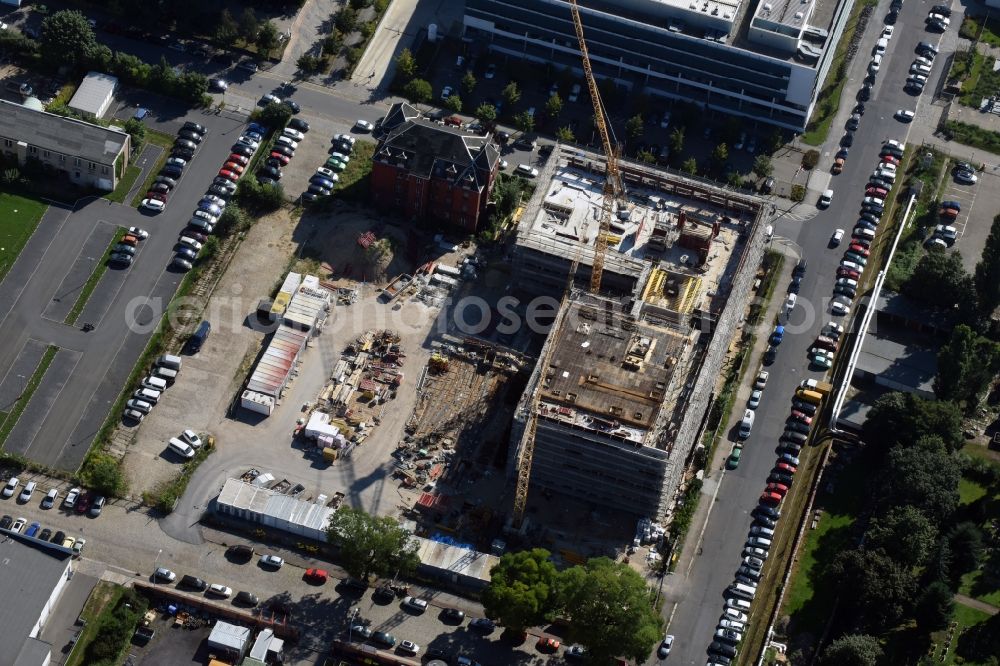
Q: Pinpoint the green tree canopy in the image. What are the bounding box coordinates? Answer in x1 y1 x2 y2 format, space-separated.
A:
669 126 685 155
711 143 729 170
395 48 417 80
502 81 521 106
915 581 955 632
40 10 99 70
253 101 293 130
947 522 984 582
402 78 432 104
865 505 938 568
256 21 280 56
326 507 419 582
819 634 884 666
830 549 918 632
862 392 964 454
443 94 462 113
514 111 535 133
214 8 239 46
335 6 359 33
123 117 146 146
880 443 961 526
238 7 260 41
545 93 563 118
903 249 977 316
556 126 575 143
474 103 497 125
935 324 1000 407
462 70 476 94
681 157 698 174
974 214 1000 315
482 548 559 633
752 154 774 179
625 114 644 140
557 557 662 663
81 453 128 497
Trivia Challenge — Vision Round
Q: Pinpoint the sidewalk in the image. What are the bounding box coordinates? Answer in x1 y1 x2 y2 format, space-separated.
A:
666 245 795 592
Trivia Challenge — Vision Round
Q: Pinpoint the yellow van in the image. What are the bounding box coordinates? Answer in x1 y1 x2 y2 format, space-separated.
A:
796 388 824 405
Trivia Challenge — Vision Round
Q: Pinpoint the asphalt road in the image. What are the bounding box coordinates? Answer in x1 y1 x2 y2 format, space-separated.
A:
659 0 946 663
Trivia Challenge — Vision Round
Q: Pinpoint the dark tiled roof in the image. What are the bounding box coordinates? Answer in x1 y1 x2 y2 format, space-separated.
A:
380 102 421 134
0 99 128 164
376 120 499 189
0 535 72 660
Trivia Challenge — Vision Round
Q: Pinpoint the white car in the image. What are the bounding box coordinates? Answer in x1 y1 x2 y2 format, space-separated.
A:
402 596 428 612
282 128 305 141
329 152 351 164
260 554 284 569
141 198 165 212
719 617 746 631
10 517 26 533
784 293 797 313
354 119 375 131
831 229 844 245
440 86 453 100
334 133 356 146
723 607 748 623
515 164 539 178
831 298 851 316
63 487 81 508
208 584 232 598
748 389 762 409
869 56 881 74
399 640 419 655
895 109 915 122
128 226 149 239
315 167 337 179
657 635 674 659
192 210 218 225
882 25 894 39
181 429 202 448
179 236 203 251
260 93 282 105
275 136 298 149
73 538 86 555
1 477 18 498
754 370 769 389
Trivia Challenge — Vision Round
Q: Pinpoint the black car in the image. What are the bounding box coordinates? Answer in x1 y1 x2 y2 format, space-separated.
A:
755 514 777 529
283 99 300 114
234 591 259 606
182 121 206 135
441 607 465 623
174 139 197 151
841 131 854 147
836 148 849 161
257 176 277 186
927 21 946 32
259 165 281 180
288 118 310 132
853 102 865 116
265 157 285 170
208 184 233 198
425 648 452 662
161 165 183 178
39 527 52 541
0 515 11 529
792 399 818 415
755 504 781 520
307 184 331 196
792 258 806 277
231 144 254 157
150 182 171 194
272 144 295 157
769 472 794 486
330 142 352 155
846 114 860 131
154 175 177 189
180 575 208 591
709 641 738 659
52 530 66 544
858 84 872 101
931 4 951 16
172 147 195 160
178 130 203 144
763 345 777 365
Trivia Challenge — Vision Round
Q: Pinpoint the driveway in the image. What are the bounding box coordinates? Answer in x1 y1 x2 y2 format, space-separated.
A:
0 110 251 471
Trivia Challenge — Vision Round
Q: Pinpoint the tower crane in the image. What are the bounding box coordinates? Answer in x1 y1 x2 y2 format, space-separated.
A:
511 0 622 529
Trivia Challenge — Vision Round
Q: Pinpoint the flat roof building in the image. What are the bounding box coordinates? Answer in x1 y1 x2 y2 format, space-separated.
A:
0 99 130 191
464 0 853 131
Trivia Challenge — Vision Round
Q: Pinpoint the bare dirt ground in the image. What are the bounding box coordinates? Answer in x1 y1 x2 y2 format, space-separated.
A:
121 209 298 497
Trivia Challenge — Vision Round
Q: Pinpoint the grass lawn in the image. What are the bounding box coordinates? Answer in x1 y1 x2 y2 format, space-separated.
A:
959 477 988 505
961 14 1000 48
927 602 994 665
103 165 142 204
0 193 47 284
958 53 998 108
66 581 124 666
65 228 127 325
0 345 57 447
129 128 178 209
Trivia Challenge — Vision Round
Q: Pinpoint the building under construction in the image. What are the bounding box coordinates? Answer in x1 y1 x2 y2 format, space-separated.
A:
509 145 768 520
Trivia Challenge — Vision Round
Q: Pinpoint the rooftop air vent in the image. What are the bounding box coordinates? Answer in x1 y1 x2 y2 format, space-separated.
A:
763 2 772 10
794 11 803 19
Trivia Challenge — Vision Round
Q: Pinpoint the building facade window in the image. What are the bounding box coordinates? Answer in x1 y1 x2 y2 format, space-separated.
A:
42 150 50 158
88 162 96 171
3 139 11 148
74 158 81 166
28 146 37 155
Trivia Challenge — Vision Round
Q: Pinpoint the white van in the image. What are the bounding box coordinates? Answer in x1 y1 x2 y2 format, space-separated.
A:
726 597 752 613
515 164 539 178
157 354 182 371
154 366 178 382
729 582 758 601
738 409 755 439
168 438 196 459
142 376 168 392
135 388 161 404
854 227 876 240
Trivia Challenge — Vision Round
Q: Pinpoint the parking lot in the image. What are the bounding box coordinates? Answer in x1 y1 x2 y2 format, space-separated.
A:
940 164 1000 271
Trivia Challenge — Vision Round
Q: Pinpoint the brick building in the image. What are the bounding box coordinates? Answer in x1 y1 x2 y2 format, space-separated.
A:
370 115 500 232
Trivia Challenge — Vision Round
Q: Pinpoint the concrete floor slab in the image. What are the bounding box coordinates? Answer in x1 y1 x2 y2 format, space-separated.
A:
0 338 47 412
7 348 82 459
41 220 118 323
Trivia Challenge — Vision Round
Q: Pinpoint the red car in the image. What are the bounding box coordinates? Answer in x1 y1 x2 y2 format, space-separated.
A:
304 568 328 583
227 154 249 166
75 491 91 514
852 236 872 248
776 462 797 474
145 191 168 202
865 186 888 197
269 151 290 165
223 161 245 175
849 243 870 256
837 267 861 279
939 207 959 219
537 637 561 652
790 410 812 424
760 491 783 505
881 155 900 165
218 169 239 181
766 482 789 497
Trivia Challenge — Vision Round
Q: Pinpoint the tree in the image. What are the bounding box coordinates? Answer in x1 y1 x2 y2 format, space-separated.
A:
502 81 521 107
881 444 961 526
297 53 322 73
238 7 260 41
217 204 250 235
256 21 280 57
637 150 655 164
711 143 729 170
625 114 644 140
443 94 462 113
545 93 563 118
904 250 977 316
176 71 209 105
915 581 955 632
514 111 535 133
81 453 127 497
253 101 293 129
326 507 419 582
752 154 774 179
462 70 476 94
936 324 1000 406
557 557 662 663
830 549 918 632
681 157 698 175
335 7 358 33
865 505 938 568
474 103 497 125
402 78 432 104
481 548 559 633
947 522 984 581
862 392 965 454
40 10 99 70
974 214 1000 315
669 126 685 156
555 126 575 143
819 634 883 666
394 48 417 80
123 117 146 147
214 8 239 46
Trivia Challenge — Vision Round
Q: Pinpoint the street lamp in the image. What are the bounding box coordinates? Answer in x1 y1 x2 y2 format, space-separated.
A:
153 548 162 579
347 606 360 642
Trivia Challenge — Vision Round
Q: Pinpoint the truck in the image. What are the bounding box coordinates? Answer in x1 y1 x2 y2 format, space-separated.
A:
189 320 211 353
799 378 834 395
